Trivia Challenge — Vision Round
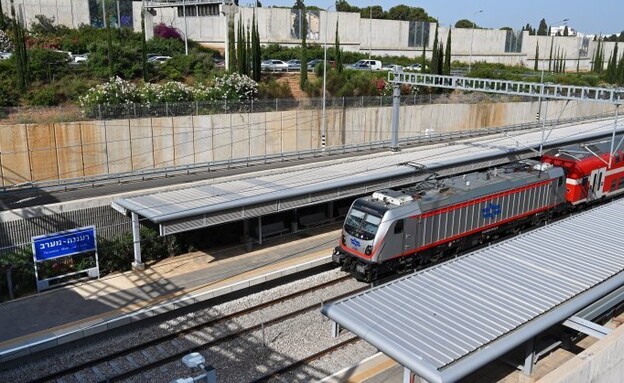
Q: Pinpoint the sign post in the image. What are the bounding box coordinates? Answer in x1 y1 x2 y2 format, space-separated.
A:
31 226 99 292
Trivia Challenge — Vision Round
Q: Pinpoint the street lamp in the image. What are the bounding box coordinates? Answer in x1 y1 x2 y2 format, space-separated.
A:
468 10 483 74
321 5 335 149
182 0 188 55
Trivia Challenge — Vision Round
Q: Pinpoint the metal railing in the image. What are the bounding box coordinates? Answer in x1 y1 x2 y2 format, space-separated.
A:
0 93 533 124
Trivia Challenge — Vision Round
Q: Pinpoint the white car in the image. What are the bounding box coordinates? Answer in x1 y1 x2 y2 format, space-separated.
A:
405 63 423 72
383 64 404 72
148 55 172 64
261 59 288 72
72 53 89 63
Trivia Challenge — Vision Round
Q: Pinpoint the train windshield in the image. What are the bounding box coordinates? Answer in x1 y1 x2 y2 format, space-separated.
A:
344 208 382 240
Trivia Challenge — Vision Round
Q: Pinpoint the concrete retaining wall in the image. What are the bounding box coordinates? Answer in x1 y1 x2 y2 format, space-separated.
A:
0 100 616 187
538 323 624 383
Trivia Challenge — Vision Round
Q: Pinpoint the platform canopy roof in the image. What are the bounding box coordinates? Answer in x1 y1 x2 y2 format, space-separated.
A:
322 199 624 383
112 118 622 235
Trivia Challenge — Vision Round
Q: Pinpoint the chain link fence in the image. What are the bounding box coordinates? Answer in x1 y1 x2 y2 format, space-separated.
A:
0 93 533 124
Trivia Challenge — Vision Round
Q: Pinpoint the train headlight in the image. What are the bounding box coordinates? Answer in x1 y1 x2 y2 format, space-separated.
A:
365 245 372 255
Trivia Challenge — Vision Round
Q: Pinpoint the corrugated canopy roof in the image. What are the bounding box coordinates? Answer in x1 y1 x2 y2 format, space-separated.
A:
321 200 624 383
112 118 621 225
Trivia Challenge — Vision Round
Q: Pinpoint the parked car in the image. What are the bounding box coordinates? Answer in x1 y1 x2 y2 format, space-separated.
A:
350 59 383 71
307 59 335 71
0 52 12 60
382 64 404 72
72 53 89 63
261 59 288 71
286 59 301 70
148 55 172 64
405 63 423 72
213 57 225 68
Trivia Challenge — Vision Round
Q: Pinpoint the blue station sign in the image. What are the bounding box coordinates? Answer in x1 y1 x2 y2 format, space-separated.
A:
32 226 97 262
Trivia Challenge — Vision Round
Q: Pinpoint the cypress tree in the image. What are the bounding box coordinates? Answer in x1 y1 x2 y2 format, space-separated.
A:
252 11 261 81
0 0 6 30
299 5 307 90
335 17 343 73
548 37 554 72
534 42 539 71
227 12 236 72
617 53 624 85
141 5 147 81
236 14 243 73
245 23 251 75
10 0 28 92
444 29 451 75
437 43 444 75
431 24 438 74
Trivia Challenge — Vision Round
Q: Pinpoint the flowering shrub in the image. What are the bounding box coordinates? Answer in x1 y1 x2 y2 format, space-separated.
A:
210 73 258 101
79 77 139 109
0 30 13 52
153 23 183 41
79 74 258 115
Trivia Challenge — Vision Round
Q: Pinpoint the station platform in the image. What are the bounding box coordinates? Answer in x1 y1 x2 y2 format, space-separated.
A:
0 227 340 363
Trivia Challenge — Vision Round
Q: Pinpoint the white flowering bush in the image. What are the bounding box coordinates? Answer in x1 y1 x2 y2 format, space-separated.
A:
79 73 258 117
79 77 139 109
137 82 193 105
210 73 258 101
0 30 12 53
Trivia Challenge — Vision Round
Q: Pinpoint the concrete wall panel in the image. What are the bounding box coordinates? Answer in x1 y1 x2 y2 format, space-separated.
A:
0 125 31 186
54 122 84 179
129 118 154 171
231 113 250 158
281 110 298 152
296 109 316 151
173 116 195 166
28 124 58 182
264 111 282 155
193 115 214 164
152 117 175 168
211 114 232 161
248 112 267 157
105 119 132 174
81 121 108 177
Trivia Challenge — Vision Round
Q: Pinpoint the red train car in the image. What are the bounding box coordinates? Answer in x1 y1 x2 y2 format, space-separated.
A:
541 137 624 205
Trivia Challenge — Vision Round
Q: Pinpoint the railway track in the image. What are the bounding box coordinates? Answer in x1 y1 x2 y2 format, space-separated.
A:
21 273 366 383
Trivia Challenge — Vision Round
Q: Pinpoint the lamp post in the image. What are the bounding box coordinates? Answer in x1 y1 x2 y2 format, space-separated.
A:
468 10 483 74
368 0 372 59
182 0 188 55
321 5 335 149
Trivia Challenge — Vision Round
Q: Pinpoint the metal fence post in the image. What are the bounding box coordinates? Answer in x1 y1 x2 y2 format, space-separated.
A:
275 98 278 111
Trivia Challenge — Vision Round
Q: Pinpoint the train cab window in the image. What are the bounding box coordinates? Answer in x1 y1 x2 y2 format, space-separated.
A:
611 179 618 191
394 219 404 234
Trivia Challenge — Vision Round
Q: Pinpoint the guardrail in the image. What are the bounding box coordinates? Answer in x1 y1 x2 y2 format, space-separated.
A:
1 112 614 194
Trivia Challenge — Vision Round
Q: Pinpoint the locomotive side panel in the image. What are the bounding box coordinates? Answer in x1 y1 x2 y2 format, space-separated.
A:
418 179 557 250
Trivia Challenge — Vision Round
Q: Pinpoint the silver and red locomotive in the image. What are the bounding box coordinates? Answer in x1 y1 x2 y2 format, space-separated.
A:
334 137 624 282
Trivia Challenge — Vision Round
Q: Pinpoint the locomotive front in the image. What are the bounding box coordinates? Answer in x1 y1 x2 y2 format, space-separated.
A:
333 190 412 281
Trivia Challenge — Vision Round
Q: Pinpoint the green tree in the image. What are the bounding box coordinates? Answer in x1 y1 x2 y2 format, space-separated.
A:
431 23 438 74
335 0 359 13
251 11 261 81
141 6 147 81
387 5 435 21
295 0 307 89
534 42 539 71
455 19 476 28
421 42 426 73
443 29 451 75
0 1 6 30
548 37 554 72
236 14 247 74
537 18 548 36
606 43 619 83
360 5 384 20
227 13 235 71
335 17 343 73
10 0 29 93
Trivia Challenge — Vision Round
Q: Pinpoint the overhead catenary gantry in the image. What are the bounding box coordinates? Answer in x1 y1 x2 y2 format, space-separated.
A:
387 72 623 159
